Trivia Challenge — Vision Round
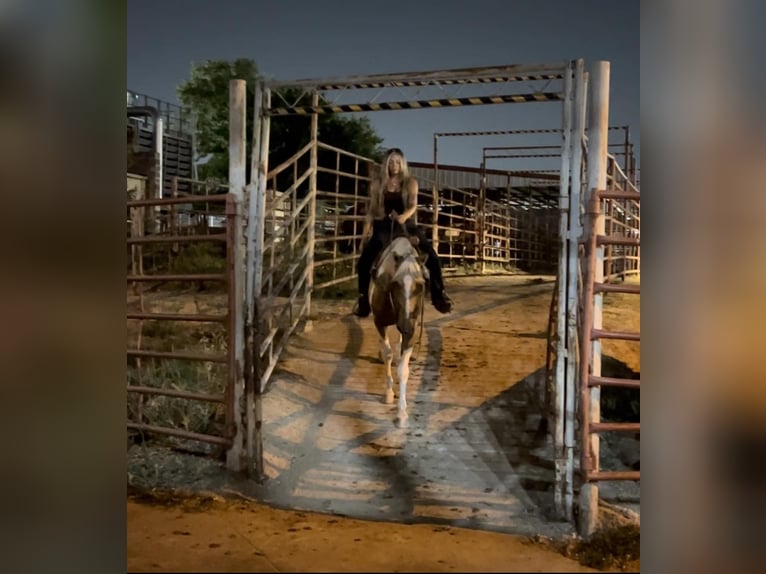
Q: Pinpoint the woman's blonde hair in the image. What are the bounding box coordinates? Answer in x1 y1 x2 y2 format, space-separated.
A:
379 148 410 183
367 148 418 222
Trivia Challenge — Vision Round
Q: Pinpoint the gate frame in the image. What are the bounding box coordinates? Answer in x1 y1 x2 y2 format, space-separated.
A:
234 59 612 526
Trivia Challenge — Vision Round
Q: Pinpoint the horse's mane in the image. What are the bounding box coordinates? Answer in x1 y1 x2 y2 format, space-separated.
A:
380 237 425 284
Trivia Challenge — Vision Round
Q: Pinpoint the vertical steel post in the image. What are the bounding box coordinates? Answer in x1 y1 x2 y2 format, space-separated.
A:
554 60 574 519
565 59 587 520
579 61 610 537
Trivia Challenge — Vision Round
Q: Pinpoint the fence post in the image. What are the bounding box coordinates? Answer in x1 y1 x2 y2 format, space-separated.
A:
226 79 247 473
554 59 574 520
432 135 440 251
579 60 610 537
305 92 319 331
565 59 587 521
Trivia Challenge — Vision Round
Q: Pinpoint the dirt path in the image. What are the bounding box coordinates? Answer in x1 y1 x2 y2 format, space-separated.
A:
127 495 597 572
128 273 640 571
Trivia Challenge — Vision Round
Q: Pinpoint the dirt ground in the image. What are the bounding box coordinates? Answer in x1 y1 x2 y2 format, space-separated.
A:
128 273 640 572
127 491 602 572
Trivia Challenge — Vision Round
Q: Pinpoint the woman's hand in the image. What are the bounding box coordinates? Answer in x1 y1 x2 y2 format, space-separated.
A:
389 210 408 225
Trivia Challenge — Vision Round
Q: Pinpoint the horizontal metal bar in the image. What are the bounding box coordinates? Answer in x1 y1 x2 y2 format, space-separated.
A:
597 235 641 247
265 61 568 89
591 328 640 342
594 282 641 295
127 422 231 446
594 189 641 201
127 349 227 363
127 312 227 323
435 125 627 137
588 375 641 388
484 153 562 159
585 470 640 482
314 273 356 290
483 144 561 151
126 234 227 245
127 385 225 403
266 140 314 179
270 92 563 116
127 273 227 282
127 195 229 208
590 422 641 433
316 141 381 163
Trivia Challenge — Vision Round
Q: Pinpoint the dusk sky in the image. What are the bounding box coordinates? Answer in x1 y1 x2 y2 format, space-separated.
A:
127 0 639 172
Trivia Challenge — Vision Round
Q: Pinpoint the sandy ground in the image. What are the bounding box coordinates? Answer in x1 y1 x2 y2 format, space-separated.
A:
128 273 640 572
127 493 599 572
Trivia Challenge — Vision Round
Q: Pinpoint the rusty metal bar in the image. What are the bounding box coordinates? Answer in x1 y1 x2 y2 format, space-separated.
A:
127 385 225 403
593 189 640 201
127 195 229 208
126 234 227 245
265 61 568 89
484 145 562 151
591 422 641 433
127 349 227 363
127 422 231 446
126 273 226 282
597 235 640 247
485 153 562 159
127 312 227 323
589 375 640 388
586 470 640 482
591 328 640 341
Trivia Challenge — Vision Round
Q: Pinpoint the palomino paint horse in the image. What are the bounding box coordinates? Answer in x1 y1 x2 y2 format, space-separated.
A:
370 234 427 428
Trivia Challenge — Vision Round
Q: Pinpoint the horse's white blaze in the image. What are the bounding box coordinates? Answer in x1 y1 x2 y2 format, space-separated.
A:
403 274 413 312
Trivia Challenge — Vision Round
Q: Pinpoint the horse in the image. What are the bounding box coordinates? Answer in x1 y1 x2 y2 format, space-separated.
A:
369 233 428 428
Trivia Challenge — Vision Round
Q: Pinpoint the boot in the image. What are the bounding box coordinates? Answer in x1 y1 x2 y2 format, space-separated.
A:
432 288 453 314
352 293 371 317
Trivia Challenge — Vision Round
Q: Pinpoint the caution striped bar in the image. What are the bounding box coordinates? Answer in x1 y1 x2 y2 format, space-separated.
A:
316 74 562 91
269 92 563 116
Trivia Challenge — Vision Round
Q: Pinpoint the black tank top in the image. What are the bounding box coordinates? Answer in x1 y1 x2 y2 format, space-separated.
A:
382 191 405 216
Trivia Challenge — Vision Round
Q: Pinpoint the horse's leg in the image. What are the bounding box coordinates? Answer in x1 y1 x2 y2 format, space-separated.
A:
377 324 395 404
396 344 413 428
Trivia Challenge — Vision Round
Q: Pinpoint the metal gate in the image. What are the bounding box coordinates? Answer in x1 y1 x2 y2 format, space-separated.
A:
126 184 245 469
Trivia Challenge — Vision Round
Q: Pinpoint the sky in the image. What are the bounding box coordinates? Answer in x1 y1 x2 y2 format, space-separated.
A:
127 0 639 172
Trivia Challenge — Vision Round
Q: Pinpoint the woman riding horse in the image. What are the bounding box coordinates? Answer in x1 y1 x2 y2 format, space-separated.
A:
353 148 453 317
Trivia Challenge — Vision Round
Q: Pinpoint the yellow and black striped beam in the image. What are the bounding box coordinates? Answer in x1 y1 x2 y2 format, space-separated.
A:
316 74 562 91
269 92 563 116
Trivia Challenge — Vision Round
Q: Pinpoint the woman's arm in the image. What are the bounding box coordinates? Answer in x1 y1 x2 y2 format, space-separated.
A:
363 180 380 238
396 177 419 224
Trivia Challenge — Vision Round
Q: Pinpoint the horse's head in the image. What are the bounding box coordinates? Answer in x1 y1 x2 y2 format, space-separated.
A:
373 237 427 348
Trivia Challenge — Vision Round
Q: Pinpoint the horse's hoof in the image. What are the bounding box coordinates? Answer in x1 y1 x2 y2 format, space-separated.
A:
384 390 394 404
396 416 409 429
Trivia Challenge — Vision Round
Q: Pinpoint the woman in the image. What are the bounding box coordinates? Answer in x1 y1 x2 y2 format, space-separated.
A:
353 148 454 317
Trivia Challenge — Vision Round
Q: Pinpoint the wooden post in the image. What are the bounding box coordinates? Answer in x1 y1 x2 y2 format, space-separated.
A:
226 79 247 473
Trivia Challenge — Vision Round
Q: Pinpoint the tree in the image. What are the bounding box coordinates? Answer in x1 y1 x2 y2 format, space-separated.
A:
177 58 384 186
